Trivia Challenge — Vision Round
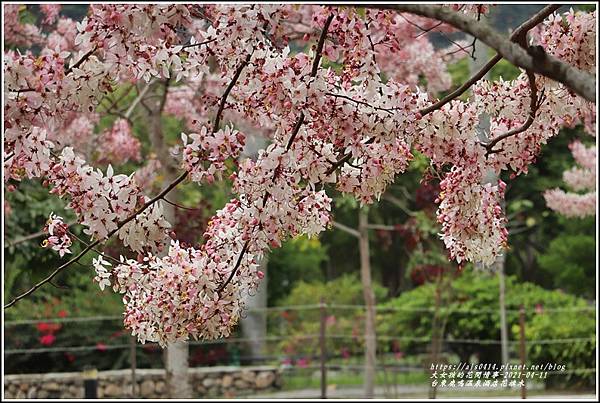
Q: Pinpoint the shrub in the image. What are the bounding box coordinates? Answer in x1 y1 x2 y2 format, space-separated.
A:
378 269 595 386
274 274 387 366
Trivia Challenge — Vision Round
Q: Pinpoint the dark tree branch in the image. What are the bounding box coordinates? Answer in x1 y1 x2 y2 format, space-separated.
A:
212 54 252 134
217 241 250 294
418 4 562 116
369 4 595 102
65 46 98 75
326 92 396 114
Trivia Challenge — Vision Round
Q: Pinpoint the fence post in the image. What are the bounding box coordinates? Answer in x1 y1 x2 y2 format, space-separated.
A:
519 305 526 399
130 336 137 397
82 366 98 399
428 275 443 399
320 297 327 399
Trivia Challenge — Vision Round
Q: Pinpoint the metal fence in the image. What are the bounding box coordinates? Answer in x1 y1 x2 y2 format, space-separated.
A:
4 303 596 398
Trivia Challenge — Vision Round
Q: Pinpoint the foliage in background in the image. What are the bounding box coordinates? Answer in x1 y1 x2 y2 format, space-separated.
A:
536 218 596 299
515 307 596 389
274 274 387 366
267 235 328 306
378 269 596 387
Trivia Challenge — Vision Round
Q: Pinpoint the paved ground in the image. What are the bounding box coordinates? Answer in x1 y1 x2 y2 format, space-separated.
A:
244 385 597 399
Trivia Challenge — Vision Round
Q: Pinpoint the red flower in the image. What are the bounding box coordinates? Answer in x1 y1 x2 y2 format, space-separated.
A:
37 322 51 333
296 357 309 368
40 334 56 346
96 342 107 352
64 352 76 362
57 310 68 318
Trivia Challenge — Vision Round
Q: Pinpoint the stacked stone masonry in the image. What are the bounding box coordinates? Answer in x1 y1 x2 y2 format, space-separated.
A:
3 366 282 399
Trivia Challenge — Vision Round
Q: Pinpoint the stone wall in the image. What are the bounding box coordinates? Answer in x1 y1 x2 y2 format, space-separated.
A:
3 366 282 399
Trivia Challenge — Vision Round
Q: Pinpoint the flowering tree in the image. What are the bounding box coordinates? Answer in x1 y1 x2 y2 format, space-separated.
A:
544 139 596 217
3 4 597 349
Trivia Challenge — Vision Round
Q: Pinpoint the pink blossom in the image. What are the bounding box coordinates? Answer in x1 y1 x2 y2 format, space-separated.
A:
41 4 62 25
98 119 142 165
42 213 72 257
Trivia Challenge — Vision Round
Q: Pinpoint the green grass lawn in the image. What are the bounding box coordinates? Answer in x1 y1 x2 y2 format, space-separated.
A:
281 368 429 391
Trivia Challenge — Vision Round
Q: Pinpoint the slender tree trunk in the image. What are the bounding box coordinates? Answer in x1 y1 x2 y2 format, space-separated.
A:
358 208 376 398
240 258 268 363
164 342 191 398
239 134 268 364
428 275 442 399
148 80 191 398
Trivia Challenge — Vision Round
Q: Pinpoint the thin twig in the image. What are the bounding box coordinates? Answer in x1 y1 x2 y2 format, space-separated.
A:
161 197 204 211
217 241 249 294
326 93 396 115
125 80 156 119
5 222 77 248
67 230 121 265
212 54 252 133
181 38 217 50
65 46 98 75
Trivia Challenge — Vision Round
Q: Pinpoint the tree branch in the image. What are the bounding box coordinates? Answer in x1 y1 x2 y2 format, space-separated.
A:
286 13 334 150
212 54 252 133
5 38 257 309
217 241 250 294
484 69 543 155
371 4 595 103
326 92 396 115
418 4 562 116
332 221 360 238
5 222 77 248
65 46 98 75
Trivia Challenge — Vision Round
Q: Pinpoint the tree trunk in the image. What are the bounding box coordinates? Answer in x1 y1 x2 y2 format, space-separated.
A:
358 208 376 398
147 80 191 398
239 133 269 364
240 257 268 364
164 341 191 398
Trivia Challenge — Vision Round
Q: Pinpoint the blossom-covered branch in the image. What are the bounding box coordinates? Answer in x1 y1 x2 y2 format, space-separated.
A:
371 4 596 102
419 4 561 116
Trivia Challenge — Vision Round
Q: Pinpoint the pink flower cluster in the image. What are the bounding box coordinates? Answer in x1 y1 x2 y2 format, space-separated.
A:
3 5 44 47
3 5 596 345
544 141 596 218
436 166 508 267
181 126 245 184
97 119 142 165
47 148 169 252
41 4 62 25
42 213 72 257
47 18 81 53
